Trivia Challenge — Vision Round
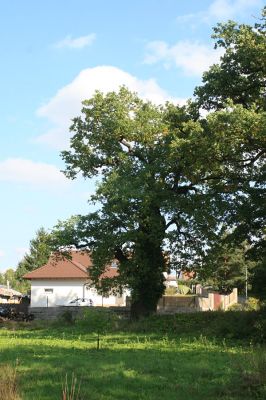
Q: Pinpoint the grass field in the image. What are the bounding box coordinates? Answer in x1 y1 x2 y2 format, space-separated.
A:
0 311 265 400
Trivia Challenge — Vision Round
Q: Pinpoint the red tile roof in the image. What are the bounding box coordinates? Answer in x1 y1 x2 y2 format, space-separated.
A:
23 251 118 280
100 266 119 279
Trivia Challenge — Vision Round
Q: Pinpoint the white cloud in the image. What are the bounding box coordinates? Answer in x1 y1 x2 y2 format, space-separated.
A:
36 65 185 149
177 0 263 25
157 0 262 73
0 158 68 187
144 40 223 76
0 250 4 257
207 0 262 20
54 33 96 49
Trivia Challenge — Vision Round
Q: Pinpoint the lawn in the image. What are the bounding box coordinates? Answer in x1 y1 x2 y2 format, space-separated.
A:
0 311 265 400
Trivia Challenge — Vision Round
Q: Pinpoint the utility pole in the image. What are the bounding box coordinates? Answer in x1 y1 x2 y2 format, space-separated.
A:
245 265 248 301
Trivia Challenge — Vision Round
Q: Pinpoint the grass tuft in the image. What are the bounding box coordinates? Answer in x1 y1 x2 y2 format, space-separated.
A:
0 363 21 400
62 373 82 400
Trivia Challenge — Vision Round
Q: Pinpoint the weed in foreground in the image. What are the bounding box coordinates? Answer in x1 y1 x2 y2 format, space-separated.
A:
62 373 82 400
0 363 21 400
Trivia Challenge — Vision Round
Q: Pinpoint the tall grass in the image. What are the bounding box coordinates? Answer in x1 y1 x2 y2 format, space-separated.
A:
239 350 266 395
0 311 265 399
62 373 81 400
0 363 21 400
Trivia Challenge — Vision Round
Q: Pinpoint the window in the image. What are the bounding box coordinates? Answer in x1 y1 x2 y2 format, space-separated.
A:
44 288 53 294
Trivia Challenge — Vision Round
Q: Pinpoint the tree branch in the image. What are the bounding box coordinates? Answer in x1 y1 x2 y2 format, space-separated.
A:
241 150 265 165
114 247 129 263
119 137 147 163
172 184 198 194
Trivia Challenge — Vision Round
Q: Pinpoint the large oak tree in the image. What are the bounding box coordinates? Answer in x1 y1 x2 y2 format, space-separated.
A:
53 10 265 317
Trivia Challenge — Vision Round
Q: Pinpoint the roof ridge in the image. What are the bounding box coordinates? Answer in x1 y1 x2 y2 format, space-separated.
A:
70 259 89 274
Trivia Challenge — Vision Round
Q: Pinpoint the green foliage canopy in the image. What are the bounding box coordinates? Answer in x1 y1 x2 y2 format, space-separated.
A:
195 8 266 111
53 10 266 317
194 9 266 297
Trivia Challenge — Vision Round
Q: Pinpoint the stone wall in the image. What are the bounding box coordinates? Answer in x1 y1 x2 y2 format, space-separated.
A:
29 306 131 320
158 290 238 314
29 306 83 320
195 289 238 311
157 295 196 314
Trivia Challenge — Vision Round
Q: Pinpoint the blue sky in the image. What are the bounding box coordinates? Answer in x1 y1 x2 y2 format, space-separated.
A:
0 0 263 272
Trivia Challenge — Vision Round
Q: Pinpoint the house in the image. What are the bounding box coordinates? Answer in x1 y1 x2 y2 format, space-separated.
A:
23 251 129 307
0 285 23 304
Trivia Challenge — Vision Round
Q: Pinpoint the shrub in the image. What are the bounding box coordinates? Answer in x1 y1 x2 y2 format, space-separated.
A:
246 297 261 311
59 310 75 325
164 286 178 295
123 310 266 342
229 297 261 312
177 284 190 295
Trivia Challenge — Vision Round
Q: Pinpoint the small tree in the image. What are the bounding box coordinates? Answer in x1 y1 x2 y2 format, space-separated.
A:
79 308 118 349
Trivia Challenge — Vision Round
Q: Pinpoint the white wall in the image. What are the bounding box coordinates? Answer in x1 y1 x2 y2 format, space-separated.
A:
30 279 128 307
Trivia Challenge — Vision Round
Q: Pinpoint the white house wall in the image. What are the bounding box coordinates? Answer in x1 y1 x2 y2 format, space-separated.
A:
30 279 128 307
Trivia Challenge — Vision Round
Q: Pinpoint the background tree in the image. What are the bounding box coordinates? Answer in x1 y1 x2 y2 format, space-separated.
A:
194 8 266 298
200 239 255 294
15 227 52 291
0 268 16 288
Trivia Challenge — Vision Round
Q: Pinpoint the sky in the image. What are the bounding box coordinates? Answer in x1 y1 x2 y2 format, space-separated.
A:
0 0 263 272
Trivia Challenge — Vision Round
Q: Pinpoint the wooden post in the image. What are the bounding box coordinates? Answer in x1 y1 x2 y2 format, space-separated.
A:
97 332 100 350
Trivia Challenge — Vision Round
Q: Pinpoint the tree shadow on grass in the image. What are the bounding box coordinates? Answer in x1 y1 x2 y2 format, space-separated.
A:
0 338 263 400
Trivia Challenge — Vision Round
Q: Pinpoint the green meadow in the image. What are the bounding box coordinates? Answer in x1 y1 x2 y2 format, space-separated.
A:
0 311 265 400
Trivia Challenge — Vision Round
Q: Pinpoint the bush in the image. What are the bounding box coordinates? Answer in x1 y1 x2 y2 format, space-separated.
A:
124 310 266 342
164 286 178 295
246 297 261 311
177 284 190 295
59 310 75 325
229 297 261 312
